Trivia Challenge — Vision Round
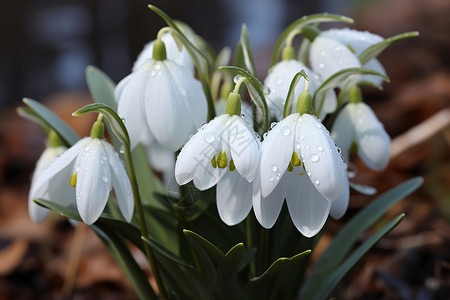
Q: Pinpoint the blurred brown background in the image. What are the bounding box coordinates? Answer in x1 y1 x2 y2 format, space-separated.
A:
0 0 449 299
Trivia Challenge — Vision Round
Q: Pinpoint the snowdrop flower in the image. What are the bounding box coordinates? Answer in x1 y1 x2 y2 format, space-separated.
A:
309 28 386 86
115 38 207 151
264 58 336 120
331 86 390 171
175 89 260 225
29 130 67 223
29 115 134 225
254 90 347 237
133 32 195 74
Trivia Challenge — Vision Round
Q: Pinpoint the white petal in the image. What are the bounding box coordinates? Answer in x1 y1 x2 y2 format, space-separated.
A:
252 171 286 229
76 139 111 225
116 70 149 149
147 140 175 174
105 143 134 222
264 60 310 120
285 171 331 237
216 171 253 226
175 115 226 190
146 61 206 151
317 89 338 120
310 36 361 81
298 114 346 201
226 116 260 181
30 140 83 203
260 114 297 197
330 175 349 219
331 105 355 164
351 103 390 170
321 28 383 56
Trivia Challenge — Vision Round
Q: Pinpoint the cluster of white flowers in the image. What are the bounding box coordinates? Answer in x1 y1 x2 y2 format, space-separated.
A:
29 23 391 237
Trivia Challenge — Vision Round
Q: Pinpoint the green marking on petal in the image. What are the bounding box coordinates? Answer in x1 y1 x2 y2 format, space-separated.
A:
228 158 236 171
217 150 227 169
347 45 356 54
70 173 77 187
291 152 302 166
211 155 217 168
288 162 294 172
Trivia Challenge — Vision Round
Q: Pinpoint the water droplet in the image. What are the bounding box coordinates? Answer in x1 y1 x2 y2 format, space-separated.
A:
275 175 280 180
271 165 278 172
319 63 325 69
84 146 90 151
233 75 242 83
317 146 324 152
269 176 274 182
270 122 277 129
314 179 320 185
295 143 301 150
102 175 109 183
275 78 282 85
320 50 326 57
119 145 125 154
153 63 161 70
310 154 319 162
335 46 341 52
281 126 291 136
315 123 322 128
264 87 271 95
150 70 156 76
299 134 305 140
204 132 215 143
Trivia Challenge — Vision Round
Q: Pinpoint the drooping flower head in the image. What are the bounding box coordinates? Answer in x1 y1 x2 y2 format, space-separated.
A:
331 86 390 171
308 27 386 86
115 37 207 151
254 81 347 237
176 78 260 225
29 115 134 225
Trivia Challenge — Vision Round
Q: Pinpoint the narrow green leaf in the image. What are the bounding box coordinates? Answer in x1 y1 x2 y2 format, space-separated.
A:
249 250 311 300
359 31 419 65
22 98 80 146
270 14 354 67
214 243 246 300
313 68 389 116
184 229 225 275
283 70 308 118
300 177 423 297
219 66 269 132
240 24 256 75
86 66 117 110
142 236 192 268
307 214 405 300
72 103 129 147
93 226 158 300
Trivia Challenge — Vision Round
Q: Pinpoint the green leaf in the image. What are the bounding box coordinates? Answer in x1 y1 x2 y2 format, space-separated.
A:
214 243 246 300
270 14 354 67
359 31 419 65
142 236 192 268
283 70 309 118
86 66 117 110
249 250 311 300
299 177 423 298
306 214 405 300
22 98 80 146
93 226 159 300
17 107 50 133
219 66 269 132
184 229 225 279
240 24 256 75
72 103 129 147
313 67 389 116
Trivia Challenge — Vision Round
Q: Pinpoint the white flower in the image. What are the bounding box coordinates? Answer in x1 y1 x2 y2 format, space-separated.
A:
115 59 207 151
331 102 390 170
133 32 195 74
29 137 134 225
175 113 260 225
29 145 67 223
254 113 347 237
309 28 386 85
264 60 337 120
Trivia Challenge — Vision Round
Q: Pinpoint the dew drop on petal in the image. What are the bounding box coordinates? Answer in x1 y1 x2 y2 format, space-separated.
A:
275 175 280 180
295 143 301 150
281 126 291 136
121 118 126 124
271 165 278 172
319 63 325 69
119 145 125 154
275 78 282 85
264 87 271 95
314 179 320 185
335 46 341 52
317 146 324 152
102 175 109 183
204 132 215 143
153 63 161 70
269 176 274 182
310 154 320 162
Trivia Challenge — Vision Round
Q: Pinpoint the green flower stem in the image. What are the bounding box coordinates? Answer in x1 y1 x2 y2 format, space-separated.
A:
246 216 256 277
123 145 168 299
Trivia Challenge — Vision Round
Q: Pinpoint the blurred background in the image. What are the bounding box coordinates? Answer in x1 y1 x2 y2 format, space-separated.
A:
0 0 449 299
